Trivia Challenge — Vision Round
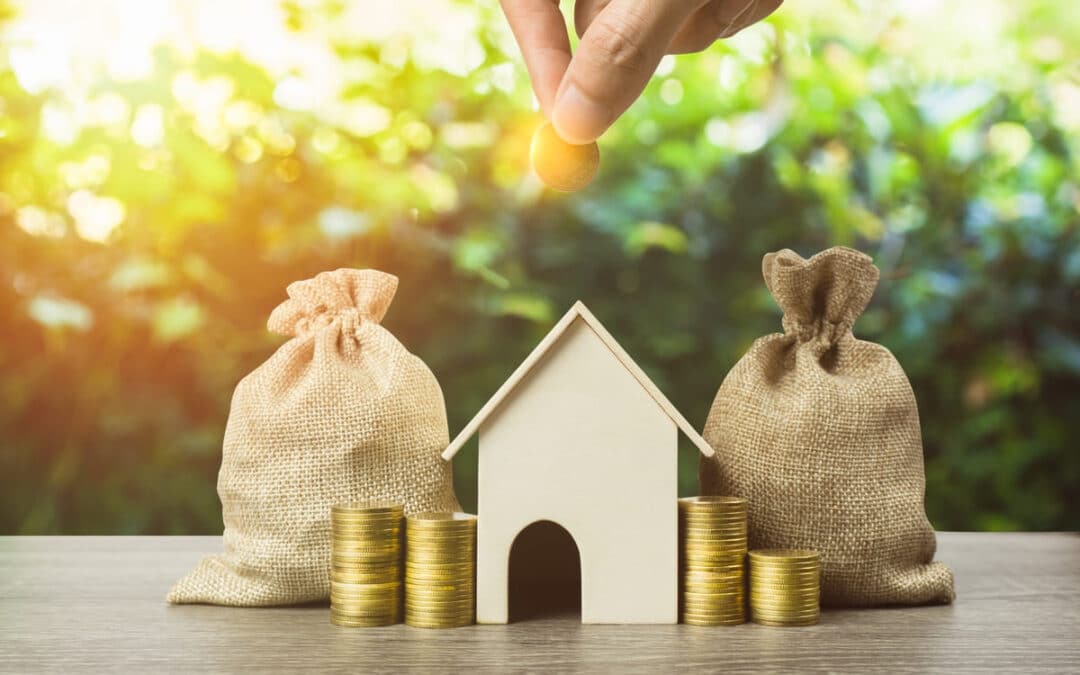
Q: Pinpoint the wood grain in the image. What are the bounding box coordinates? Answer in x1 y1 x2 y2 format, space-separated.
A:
1 533 1078 673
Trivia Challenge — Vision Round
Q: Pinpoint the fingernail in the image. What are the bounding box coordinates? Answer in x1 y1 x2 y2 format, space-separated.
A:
552 84 609 144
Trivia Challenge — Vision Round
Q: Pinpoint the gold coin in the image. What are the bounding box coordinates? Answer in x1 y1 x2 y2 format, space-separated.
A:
331 607 400 618
683 566 744 576
331 563 399 574
683 604 746 613
682 608 746 617
748 557 820 566
528 121 599 192
333 525 401 534
750 588 819 598
405 569 473 580
683 558 744 568
684 587 744 597
752 617 819 627
750 576 819 585
333 541 401 552
332 555 398 566
407 556 473 567
333 539 400 549
682 577 744 586
680 511 748 520
682 537 747 546
406 549 473 558
407 609 474 617
749 549 819 561
331 553 399 564
332 514 403 524
405 561 473 571
683 599 745 609
683 618 745 626
405 587 473 597
405 551 473 561
682 609 743 617
750 588 818 597
331 594 400 605
749 579 820 589
406 600 473 611
404 609 474 618
405 618 473 629
683 593 745 602
679 496 747 509
680 512 747 521
406 554 474 564
405 593 474 604
331 591 400 601
406 578 472 587
331 616 399 627
331 603 401 615
407 511 477 524
751 609 820 618
684 553 747 564
682 525 746 533
682 606 746 616
683 608 745 618
749 563 820 573
751 608 820 617
331 596 400 608
681 529 747 538
749 575 820 584
750 571 820 581
684 587 746 597
680 520 747 529
750 580 819 589
683 604 745 615
405 614 474 623
332 578 400 589
333 543 401 553
406 536 475 545
406 575 473 585
331 568 398 578
750 603 818 612
406 541 474 549
751 609 819 618
749 562 819 570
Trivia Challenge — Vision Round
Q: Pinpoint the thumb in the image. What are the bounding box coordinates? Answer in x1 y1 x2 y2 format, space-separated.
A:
552 0 695 143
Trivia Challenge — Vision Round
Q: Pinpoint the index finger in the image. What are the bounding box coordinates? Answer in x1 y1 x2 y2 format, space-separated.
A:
500 0 573 116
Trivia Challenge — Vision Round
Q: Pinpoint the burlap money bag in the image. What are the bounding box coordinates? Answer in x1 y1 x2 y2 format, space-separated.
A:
700 247 955 606
168 269 460 606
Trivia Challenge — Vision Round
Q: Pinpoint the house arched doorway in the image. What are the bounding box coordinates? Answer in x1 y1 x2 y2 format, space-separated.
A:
508 520 581 622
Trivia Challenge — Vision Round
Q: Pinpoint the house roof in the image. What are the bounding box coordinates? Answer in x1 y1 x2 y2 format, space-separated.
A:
442 301 715 460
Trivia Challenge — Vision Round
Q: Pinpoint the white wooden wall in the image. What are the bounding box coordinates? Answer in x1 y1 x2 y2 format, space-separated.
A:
475 318 678 624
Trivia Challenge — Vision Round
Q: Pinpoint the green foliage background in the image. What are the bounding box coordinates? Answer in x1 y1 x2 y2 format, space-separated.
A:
1 1 1078 533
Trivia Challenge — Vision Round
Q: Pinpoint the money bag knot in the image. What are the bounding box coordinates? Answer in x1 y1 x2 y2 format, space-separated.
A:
267 269 399 339
784 316 845 357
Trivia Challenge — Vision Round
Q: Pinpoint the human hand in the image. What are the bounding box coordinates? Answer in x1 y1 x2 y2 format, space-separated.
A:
501 0 782 144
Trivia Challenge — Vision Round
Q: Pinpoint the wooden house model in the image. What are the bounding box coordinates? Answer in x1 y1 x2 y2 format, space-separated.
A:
442 302 714 624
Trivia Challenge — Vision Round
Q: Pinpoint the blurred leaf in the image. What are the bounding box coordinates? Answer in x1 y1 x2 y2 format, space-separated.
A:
624 221 688 258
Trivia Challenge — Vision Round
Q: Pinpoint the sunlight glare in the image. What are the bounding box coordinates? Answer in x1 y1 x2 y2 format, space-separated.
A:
67 190 126 243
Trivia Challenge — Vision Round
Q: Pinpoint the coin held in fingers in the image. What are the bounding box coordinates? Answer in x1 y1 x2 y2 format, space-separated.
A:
529 121 599 192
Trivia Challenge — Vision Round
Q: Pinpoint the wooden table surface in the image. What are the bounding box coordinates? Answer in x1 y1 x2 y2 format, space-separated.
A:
1 533 1078 673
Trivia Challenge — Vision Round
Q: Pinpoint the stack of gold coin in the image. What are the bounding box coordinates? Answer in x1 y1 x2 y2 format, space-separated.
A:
748 549 821 627
329 502 403 627
679 496 749 626
405 512 477 629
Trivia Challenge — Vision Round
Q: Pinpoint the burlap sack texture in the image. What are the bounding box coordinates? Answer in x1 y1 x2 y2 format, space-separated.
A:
168 269 460 606
700 247 955 606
